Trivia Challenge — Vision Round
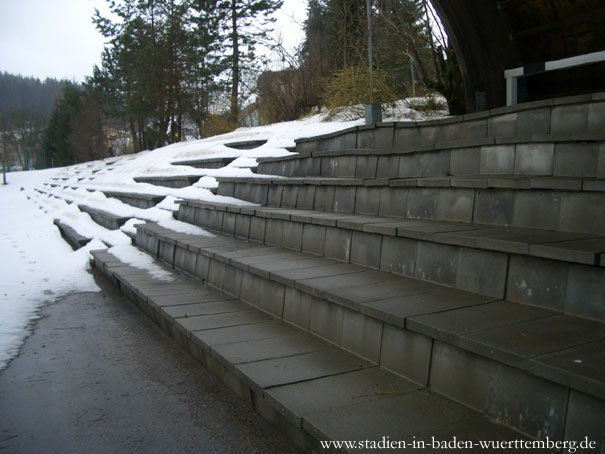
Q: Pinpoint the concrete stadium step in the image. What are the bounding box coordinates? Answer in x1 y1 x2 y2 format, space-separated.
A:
90 249 538 452
176 200 605 322
293 93 605 155
224 139 268 150
102 190 166 209
129 222 605 442
53 219 91 250
133 175 202 188
78 204 131 230
258 136 605 179
171 157 238 168
215 175 605 235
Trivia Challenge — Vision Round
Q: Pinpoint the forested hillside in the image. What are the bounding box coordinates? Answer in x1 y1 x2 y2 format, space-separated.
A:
0 73 69 170
0 72 66 116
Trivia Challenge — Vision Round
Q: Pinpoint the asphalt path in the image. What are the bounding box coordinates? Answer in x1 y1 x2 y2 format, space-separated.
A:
0 273 301 454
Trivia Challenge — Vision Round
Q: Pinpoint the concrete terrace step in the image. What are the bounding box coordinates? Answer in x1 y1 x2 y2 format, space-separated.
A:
260 136 605 180
293 93 605 154
176 200 605 322
134 175 202 188
53 219 91 250
89 249 542 452
224 139 268 149
78 204 131 230
102 190 166 209
215 175 605 235
130 222 605 442
171 157 238 169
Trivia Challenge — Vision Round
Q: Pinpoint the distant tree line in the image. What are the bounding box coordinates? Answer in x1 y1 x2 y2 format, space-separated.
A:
0 72 67 170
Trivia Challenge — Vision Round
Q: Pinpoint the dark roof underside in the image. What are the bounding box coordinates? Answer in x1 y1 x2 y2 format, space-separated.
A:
431 0 605 112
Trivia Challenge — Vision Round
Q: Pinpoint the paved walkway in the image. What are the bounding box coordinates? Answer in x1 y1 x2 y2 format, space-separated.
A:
0 277 300 454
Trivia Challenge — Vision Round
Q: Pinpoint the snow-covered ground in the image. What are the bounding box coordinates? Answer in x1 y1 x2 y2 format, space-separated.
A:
0 99 447 370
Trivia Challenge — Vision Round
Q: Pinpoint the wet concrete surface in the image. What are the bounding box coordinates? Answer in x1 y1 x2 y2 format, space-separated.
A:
0 274 301 454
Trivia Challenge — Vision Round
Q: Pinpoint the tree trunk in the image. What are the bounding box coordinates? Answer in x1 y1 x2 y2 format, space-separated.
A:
129 119 140 153
230 0 239 124
422 0 442 85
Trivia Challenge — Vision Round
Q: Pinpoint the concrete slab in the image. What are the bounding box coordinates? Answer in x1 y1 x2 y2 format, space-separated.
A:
455 247 508 298
531 340 605 400
337 216 400 232
149 290 233 308
380 324 432 385
176 310 273 333
212 333 331 365
350 231 382 268
306 212 360 227
355 187 381 216
436 227 590 255
407 301 554 344
192 320 299 349
564 390 605 446
301 224 326 255
397 221 483 242
400 415 533 450
530 237 605 265
511 252 567 305
460 315 605 369
553 143 600 177
231 250 307 271
323 227 352 261
275 263 364 287
281 221 303 250
379 236 418 277
473 189 516 226
415 241 458 286
161 299 244 319
296 270 396 303
333 278 433 305
450 147 480 175
513 191 562 231
341 310 384 363
136 282 205 298
363 288 494 328
253 257 329 278
559 191 605 235
219 245 284 260
430 342 568 440
235 348 371 390
223 266 244 297
303 389 477 442
258 279 286 316
332 187 357 213
265 367 420 425
309 298 345 344
565 263 605 322
517 107 550 136
282 288 315 330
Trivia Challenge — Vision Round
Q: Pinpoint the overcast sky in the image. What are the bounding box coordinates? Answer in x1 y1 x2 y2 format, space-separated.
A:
0 0 307 82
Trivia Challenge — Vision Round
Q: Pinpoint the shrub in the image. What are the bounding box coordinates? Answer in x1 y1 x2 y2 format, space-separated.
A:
322 65 399 112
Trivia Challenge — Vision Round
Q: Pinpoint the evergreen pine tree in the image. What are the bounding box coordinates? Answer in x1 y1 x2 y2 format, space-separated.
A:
217 0 283 123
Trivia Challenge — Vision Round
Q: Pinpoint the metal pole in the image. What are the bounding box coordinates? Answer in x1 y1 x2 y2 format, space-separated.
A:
367 0 373 101
2 136 7 185
410 56 416 97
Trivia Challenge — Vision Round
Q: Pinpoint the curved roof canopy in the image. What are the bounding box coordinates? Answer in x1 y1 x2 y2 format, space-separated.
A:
431 0 605 112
